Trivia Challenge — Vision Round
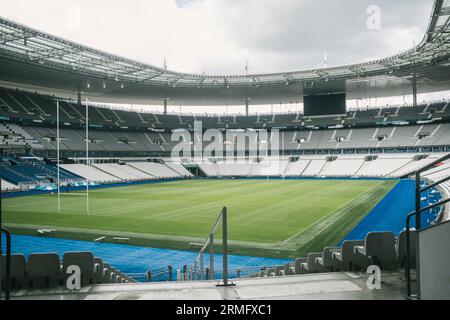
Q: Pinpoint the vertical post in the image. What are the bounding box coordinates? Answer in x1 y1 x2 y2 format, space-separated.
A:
200 252 204 280
414 171 421 299
222 207 229 286
0 180 2 297
245 97 250 117
0 227 11 300
183 265 187 281
77 87 82 106
86 99 90 216
209 234 214 280
415 172 421 230
163 98 168 115
193 261 197 281
168 265 173 282
412 77 418 108
406 213 413 297
57 100 61 214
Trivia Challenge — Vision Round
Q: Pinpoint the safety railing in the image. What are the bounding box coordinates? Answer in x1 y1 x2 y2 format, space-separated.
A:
405 153 450 300
128 265 174 282
188 207 235 287
131 265 283 283
0 227 11 301
1 177 11 300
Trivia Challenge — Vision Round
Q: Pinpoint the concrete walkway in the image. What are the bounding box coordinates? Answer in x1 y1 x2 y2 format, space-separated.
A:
10 271 409 300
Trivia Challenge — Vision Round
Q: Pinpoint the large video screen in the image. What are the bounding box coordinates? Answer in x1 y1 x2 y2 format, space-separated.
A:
304 93 346 117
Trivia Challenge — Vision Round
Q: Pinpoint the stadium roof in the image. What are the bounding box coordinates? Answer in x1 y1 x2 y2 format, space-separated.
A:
0 0 450 106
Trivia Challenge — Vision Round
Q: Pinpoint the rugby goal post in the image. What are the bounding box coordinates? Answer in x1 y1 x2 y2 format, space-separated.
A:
56 99 90 215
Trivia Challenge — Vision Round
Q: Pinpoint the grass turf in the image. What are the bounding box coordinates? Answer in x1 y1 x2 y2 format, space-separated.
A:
3 179 397 258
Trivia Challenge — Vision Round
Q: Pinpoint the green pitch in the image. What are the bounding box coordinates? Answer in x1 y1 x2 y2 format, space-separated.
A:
3 179 397 258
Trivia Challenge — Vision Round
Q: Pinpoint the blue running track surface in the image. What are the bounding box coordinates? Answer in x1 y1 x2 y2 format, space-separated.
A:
3 234 290 281
341 179 441 243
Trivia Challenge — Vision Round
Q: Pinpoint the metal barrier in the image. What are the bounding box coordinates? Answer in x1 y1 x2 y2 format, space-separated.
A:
1 178 12 300
0 227 11 300
405 153 450 300
189 207 235 287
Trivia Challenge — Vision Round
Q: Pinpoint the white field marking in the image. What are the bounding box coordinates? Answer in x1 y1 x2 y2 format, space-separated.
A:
138 182 297 219
51 197 139 216
230 181 328 224
122 180 306 220
156 181 320 217
142 201 222 220
3 197 59 210
98 200 169 216
282 182 387 243
49 181 249 217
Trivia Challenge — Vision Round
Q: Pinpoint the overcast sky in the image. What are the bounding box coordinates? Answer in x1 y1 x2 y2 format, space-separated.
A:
0 0 432 75
2 0 446 114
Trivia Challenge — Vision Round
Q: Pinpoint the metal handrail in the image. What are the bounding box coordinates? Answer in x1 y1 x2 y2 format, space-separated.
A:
189 207 235 287
1 175 12 300
0 227 11 300
405 153 450 300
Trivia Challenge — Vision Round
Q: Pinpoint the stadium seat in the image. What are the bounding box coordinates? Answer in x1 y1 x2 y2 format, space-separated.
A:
275 266 284 276
284 263 294 276
1 254 27 290
315 247 343 271
397 230 417 268
93 257 105 284
102 263 112 283
265 268 276 277
109 267 119 283
62 252 96 286
300 253 324 273
27 253 61 288
293 258 307 274
354 232 397 269
332 240 370 271
1 249 131 292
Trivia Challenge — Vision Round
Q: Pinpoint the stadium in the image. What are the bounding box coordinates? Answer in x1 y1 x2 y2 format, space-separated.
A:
0 0 450 302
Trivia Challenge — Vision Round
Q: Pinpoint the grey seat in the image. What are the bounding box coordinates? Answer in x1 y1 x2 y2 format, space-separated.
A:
354 232 397 269
1 254 27 290
293 258 307 274
102 263 112 283
62 252 95 286
114 269 126 283
316 247 342 271
332 240 370 271
27 253 61 288
266 268 276 277
397 230 417 268
109 267 119 283
275 266 284 276
284 263 294 276
93 257 105 284
301 253 324 273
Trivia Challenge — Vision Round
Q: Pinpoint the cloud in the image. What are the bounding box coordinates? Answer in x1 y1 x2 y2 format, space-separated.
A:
0 0 433 75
